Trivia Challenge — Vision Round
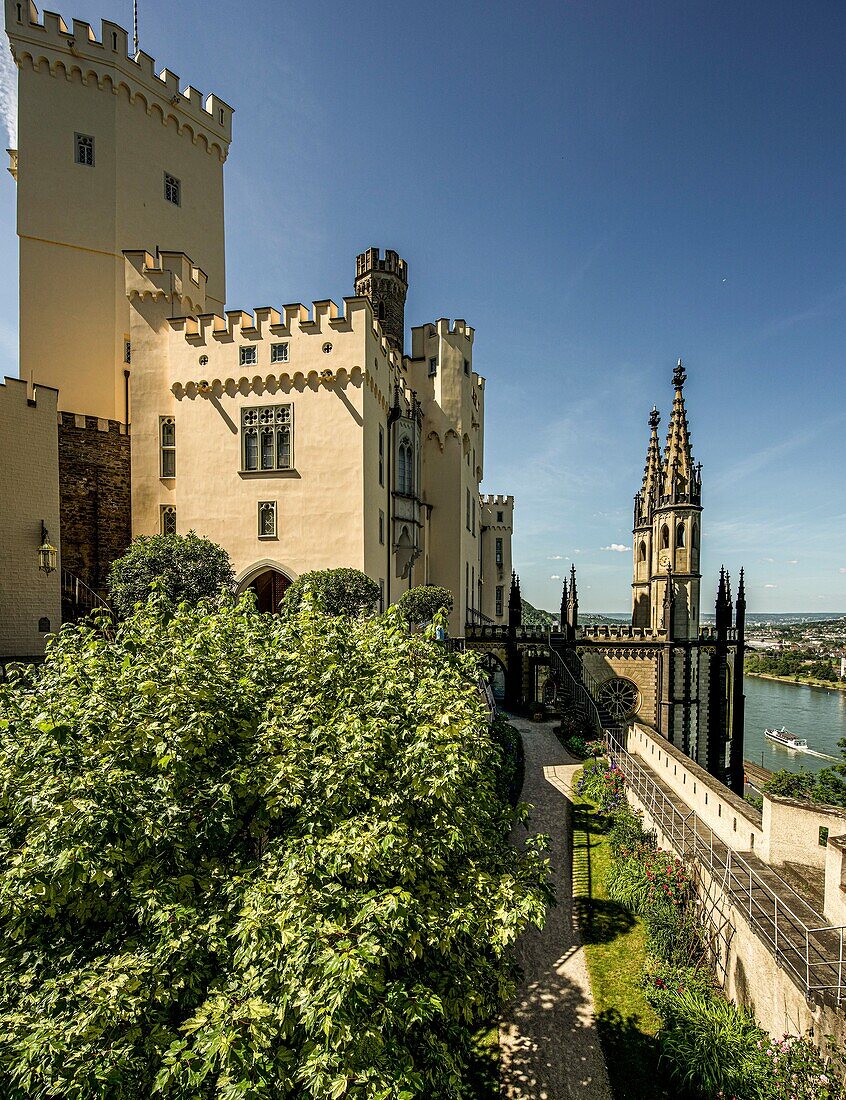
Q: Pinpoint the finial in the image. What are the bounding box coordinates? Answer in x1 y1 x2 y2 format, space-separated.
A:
672 358 686 389
649 405 660 431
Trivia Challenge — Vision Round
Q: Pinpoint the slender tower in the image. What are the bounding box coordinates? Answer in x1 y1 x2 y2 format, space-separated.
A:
650 361 702 639
632 405 663 627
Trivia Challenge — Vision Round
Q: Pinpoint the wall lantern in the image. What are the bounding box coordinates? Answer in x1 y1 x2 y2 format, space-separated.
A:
37 521 57 575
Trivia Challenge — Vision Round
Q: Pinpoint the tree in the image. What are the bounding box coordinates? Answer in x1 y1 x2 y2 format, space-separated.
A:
397 585 453 626
0 596 550 1097
107 532 234 617
282 567 380 618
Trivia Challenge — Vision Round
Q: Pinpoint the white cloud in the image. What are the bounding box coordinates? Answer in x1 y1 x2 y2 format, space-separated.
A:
601 543 630 553
0 40 16 147
840 568 846 575
547 554 564 560
787 560 799 565
764 583 778 589
760 556 775 563
550 574 561 581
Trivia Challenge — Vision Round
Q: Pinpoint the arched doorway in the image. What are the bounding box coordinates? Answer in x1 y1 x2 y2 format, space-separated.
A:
249 569 291 613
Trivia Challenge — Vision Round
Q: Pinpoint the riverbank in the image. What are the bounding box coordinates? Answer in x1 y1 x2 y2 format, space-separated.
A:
746 670 846 692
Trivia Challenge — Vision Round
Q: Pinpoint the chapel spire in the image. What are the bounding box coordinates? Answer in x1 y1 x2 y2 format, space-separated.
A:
662 359 699 502
637 405 663 521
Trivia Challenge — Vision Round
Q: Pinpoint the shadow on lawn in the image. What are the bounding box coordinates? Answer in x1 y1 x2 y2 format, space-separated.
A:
594 1007 684 1100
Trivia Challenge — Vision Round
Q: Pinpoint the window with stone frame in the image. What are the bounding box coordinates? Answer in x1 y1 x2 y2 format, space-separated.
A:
75 133 94 166
270 342 289 364
495 537 503 566
258 501 277 538
397 437 413 495
241 405 293 472
240 345 258 367
160 505 176 535
164 172 181 206
496 585 504 617
159 416 176 478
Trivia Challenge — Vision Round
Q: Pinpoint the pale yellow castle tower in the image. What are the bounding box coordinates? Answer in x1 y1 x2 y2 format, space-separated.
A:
4 1 232 421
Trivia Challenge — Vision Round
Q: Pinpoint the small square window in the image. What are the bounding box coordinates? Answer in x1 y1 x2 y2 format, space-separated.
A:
240 345 258 367
270 342 289 364
820 826 830 847
160 505 176 535
164 172 181 206
75 133 94 166
258 501 277 538
497 510 504 523
428 357 437 377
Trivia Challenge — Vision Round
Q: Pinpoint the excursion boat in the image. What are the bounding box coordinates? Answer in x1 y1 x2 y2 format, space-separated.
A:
764 727 809 751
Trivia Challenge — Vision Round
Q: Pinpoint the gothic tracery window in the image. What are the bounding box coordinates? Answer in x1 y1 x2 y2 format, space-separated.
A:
242 405 293 471
660 524 670 550
397 437 413 495
676 522 686 548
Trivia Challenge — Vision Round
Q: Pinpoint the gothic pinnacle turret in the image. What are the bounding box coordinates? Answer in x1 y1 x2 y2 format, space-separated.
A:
636 405 663 524
662 359 698 502
559 576 568 632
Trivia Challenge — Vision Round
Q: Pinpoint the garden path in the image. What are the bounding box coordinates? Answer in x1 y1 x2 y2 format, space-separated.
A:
499 717 612 1100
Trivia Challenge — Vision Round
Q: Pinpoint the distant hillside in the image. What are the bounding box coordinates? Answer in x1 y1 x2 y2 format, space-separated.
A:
520 599 625 629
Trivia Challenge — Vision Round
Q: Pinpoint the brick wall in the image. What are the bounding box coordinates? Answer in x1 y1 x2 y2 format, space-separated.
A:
58 414 131 593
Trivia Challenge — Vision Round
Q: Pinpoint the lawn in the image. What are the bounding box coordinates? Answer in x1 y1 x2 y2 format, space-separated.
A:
572 797 677 1100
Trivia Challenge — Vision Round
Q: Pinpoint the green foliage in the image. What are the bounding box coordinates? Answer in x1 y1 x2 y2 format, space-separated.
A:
107 532 234 617
607 804 653 858
397 585 454 626
0 595 551 1098
575 757 626 813
658 990 763 1098
282 567 380 618
745 648 841 684
764 760 846 810
490 716 525 808
520 598 556 628
640 960 718 1020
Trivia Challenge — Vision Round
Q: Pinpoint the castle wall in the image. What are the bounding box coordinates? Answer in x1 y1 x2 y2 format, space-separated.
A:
0 378 61 658
58 413 131 592
480 495 513 624
7 3 230 421
581 648 661 728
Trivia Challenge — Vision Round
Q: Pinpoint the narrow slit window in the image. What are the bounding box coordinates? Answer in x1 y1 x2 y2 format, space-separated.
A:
159 417 176 478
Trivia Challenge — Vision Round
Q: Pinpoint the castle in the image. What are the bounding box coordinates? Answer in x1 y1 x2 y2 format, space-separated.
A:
0 1 744 789
0 0 513 647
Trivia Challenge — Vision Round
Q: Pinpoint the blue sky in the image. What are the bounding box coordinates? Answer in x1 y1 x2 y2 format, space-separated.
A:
1 0 844 613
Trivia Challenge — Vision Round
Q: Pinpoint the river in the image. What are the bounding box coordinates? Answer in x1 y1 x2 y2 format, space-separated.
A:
743 675 846 774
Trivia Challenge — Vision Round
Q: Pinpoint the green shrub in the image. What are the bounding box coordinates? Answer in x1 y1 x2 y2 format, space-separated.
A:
0 595 551 1097
607 804 653 857
491 715 525 807
659 989 763 1098
576 758 626 813
643 899 701 966
282 567 380 618
397 584 454 626
107 532 234 617
641 960 718 1019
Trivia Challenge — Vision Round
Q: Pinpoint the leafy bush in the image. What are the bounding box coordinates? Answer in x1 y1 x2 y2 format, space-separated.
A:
397 585 454 626
607 803 653 857
107 532 234 617
641 960 718 1019
576 757 626 813
282 567 380 618
753 1033 845 1100
659 989 763 1098
0 595 551 1097
491 715 525 807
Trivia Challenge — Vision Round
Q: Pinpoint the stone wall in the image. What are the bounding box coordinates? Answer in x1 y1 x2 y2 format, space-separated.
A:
58 414 131 593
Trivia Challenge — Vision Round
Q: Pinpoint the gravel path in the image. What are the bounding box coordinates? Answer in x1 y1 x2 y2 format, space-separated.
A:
499 717 612 1100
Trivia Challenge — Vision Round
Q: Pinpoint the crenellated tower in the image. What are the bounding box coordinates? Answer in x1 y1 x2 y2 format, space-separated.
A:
354 248 408 354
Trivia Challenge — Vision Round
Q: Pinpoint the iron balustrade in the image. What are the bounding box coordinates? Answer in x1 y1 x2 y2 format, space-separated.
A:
605 729 846 1006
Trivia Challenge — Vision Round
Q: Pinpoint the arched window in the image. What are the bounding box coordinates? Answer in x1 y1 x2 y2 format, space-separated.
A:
397 438 414 495
660 524 670 550
676 522 685 548
638 540 647 562
691 525 699 549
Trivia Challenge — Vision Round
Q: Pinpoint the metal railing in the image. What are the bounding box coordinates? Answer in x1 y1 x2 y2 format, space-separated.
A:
606 728 846 1005
465 608 495 627
61 569 113 619
549 647 604 734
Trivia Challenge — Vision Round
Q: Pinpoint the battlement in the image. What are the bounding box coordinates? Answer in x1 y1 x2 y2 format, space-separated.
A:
481 494 514 507
355 247 408 285
124 250 208 313
579 624 668 642
6 1 233 152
